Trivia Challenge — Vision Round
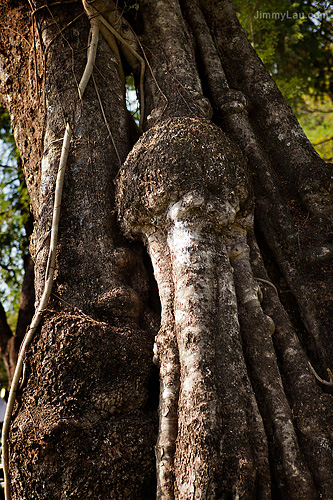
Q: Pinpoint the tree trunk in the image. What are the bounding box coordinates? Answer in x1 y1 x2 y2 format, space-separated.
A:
0 1 332 499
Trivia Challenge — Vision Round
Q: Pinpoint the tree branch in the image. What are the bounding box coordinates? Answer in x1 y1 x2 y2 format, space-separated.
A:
0 301 13 356
15 254 35 342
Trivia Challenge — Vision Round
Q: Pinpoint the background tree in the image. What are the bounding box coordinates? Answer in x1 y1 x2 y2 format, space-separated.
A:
0 1 332 499
234 0 333 159
0 106 35 386
234 0 333 101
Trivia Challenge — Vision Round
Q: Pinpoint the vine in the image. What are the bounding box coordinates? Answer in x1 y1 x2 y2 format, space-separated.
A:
2 1 148 496
1 10 99 500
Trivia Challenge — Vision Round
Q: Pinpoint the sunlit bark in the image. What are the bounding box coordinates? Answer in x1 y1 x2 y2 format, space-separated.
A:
0 0 332 499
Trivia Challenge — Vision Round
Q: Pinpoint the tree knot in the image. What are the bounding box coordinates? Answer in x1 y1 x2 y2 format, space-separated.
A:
116 117 253 237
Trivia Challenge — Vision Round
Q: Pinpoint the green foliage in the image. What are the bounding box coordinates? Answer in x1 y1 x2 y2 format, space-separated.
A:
0 106 30 330
234 0 333 108
234 0 333 161
124 1 139 11
297 96 333 161
118 0 139 13
125 74 140 126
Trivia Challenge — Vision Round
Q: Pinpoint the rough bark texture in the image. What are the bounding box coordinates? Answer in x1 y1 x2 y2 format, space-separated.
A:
0 0 332 499
116 117 269 498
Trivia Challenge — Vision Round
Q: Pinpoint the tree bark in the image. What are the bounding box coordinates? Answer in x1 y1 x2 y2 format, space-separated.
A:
0 1 332 499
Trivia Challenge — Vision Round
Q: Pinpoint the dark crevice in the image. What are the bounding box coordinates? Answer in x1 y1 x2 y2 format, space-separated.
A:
141 243 161 318
144 362 160 413
253 222 319 363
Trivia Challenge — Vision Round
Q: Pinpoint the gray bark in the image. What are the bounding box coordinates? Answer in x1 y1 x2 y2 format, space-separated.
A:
0 0 332 499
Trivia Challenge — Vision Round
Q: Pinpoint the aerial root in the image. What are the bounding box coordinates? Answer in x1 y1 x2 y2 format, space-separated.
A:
254 277 278 296
308 362 333 387
1 13 100 500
